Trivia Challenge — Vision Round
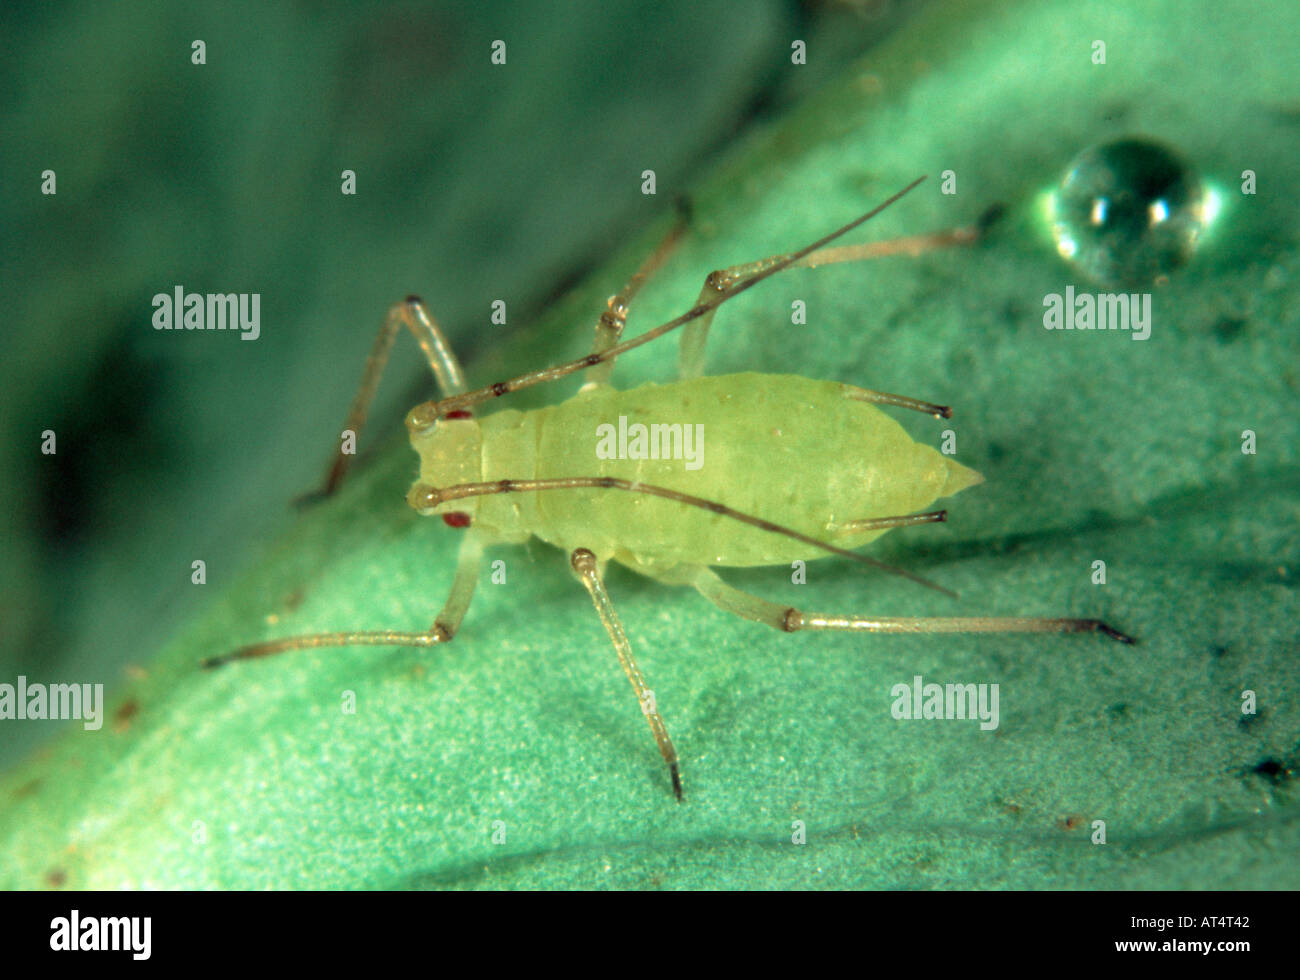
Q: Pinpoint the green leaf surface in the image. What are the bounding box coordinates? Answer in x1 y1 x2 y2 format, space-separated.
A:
3 0 1297 889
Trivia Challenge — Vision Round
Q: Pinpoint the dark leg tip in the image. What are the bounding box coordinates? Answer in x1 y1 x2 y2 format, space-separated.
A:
670 764 684 802
1100 623 1137 645
199 656 226 670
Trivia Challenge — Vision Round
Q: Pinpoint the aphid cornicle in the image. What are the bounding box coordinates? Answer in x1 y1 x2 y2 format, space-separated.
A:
203 176 1133 801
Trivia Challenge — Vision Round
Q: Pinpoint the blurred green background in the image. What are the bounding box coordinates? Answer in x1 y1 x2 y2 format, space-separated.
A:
1 0 919 765
2 0 1297 889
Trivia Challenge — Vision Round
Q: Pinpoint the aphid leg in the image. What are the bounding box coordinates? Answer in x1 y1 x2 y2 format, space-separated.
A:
304 297 469 502
683 566 1135 643
570 548 683 800
790 209 997 270
678 255 785 380
677 207 998 380
201 532 484 668
583 217 687 389
407 177 928 427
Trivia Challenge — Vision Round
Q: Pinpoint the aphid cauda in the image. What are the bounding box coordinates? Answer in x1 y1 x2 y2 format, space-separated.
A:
203 176 1133 800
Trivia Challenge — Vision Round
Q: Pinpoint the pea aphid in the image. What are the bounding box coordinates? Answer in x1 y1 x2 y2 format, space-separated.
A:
203 176 1133 800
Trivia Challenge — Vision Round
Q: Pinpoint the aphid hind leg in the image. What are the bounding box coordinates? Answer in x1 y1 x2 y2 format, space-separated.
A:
406 178 929 427
305 297 469 502
201 532 484 668
570 548 683 800
677 208 999 380
583 216 687 389
684 565 1135 643
678 255 784 380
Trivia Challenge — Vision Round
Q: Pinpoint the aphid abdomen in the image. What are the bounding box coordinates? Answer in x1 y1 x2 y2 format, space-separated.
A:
529 373 980 568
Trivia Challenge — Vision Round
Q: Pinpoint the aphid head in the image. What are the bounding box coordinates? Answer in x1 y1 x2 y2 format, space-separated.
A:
406 411 482 521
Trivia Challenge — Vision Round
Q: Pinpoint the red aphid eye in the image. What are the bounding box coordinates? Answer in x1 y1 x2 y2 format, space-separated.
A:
442 511 472 528
445 410 473 420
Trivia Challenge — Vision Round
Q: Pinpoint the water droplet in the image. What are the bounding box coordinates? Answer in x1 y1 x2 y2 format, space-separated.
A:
1049 138 1206 287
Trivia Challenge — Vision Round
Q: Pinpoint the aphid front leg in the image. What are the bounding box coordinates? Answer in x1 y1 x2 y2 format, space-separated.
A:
583 217 687 389
570 548 683 800
202 532 484 668
307 296 469 500
683 566 1135 643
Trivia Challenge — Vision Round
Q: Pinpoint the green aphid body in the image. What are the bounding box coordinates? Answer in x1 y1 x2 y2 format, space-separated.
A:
209 180 1132 802
411 372 982 573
